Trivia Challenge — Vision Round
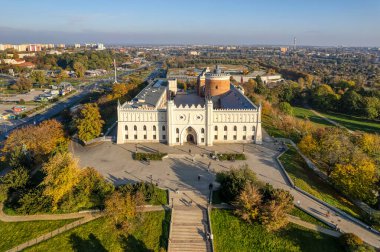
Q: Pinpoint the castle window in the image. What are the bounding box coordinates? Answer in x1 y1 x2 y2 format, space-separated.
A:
243 126 247 131
153 126 156 131
214 135 218 140
134 125 137 131
163 135 166 140
201 128 205 134
224 135 227 140
143 125 147 131
162 125 166 131
216 86 218 89
134 135 137 140
201 138 205 143
252 135 255 140
224 126 227 131
125 125 128 131
233 135 237 140
176 128 179 134
153 135 157 140
243 135 246 140
252 126 256 131
144 135 147 139
234 126 237 131
176 137 179 142
214 126 218 131
125 134 128 139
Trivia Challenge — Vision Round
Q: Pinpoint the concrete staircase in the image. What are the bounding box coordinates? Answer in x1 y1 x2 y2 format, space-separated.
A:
168 191 211 252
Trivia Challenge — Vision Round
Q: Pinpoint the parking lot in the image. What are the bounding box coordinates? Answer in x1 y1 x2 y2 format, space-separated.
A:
0 90 44 102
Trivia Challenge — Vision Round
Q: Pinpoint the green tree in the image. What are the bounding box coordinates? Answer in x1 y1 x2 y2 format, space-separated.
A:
216 165 259 203
73 61 86 78
11 76 32 91
278 102 293 115
30 70 46 84
75 103 104 142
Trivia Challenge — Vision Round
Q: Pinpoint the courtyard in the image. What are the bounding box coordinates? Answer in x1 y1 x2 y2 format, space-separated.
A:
70 141 280 196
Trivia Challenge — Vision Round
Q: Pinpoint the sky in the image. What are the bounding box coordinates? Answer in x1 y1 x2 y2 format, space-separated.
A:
0 0 379 46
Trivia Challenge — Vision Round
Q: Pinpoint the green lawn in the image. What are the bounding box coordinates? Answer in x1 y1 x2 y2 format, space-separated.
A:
25 211 170 252
211 209 342 252
0 219 77 251
292 107 333 127
318 111 380 134
147 187 168 206
290 207 331 229
280 145 363 219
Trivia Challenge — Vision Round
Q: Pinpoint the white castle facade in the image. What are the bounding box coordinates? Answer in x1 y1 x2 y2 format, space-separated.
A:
117 67 262 146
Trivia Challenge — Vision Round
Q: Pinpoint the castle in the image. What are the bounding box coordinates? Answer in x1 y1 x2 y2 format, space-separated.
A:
116 66 262 146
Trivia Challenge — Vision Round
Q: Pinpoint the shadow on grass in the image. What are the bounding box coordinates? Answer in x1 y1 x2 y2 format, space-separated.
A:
119 234 153 252
159 210 171 250
69 233 107 252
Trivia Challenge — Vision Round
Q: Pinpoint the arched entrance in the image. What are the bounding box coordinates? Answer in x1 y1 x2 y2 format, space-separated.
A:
182 127 197 145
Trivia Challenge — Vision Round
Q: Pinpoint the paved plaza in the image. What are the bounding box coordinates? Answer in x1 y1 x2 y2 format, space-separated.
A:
70 139 380 248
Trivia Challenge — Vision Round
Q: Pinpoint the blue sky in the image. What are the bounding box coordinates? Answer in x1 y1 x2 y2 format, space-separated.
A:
0 0 379 46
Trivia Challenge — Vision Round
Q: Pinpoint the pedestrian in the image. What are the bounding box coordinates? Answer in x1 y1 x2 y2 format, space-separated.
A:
326 211 330 218
198 175 201 181
208 161 211 169
189 148 191 155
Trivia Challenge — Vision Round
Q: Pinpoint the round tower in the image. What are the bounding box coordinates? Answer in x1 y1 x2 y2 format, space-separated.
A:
205 66 230 97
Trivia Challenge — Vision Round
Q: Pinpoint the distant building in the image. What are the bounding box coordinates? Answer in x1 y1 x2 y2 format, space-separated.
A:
189 51 199 56
280 47 288 53
74 44 81 48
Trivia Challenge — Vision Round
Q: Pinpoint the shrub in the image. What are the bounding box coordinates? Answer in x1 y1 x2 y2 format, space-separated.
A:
217 153 246 161
339 233 374 252
133 152 167 161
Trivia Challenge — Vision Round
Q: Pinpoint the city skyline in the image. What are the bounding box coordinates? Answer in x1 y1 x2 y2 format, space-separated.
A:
0 0 379 46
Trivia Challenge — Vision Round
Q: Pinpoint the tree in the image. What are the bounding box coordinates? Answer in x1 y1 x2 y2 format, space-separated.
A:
111 83 128 99
331 157 377 203
363 97 380 120
233 183 262 223
105 190 144 231
75 103 104 142
30 70 46 84
298 134 319 159
259 189 294 232
312 84 338 110
278 102 293 115
216 165 259 203
2 119 66 166
357 133 380 158
0 167 29 190
11 76 32 91
42 153 81 209
340 233 375 252
60 167 114 211
73 61 86 78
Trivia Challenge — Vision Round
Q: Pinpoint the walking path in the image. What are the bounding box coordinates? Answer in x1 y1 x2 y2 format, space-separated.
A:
2 203 168 252
287 215 341 237
6 215 99 252
168 190 211 252
307 107 354 134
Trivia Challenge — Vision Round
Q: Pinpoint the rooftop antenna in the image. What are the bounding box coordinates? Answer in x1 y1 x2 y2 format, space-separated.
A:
114 59 118 83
